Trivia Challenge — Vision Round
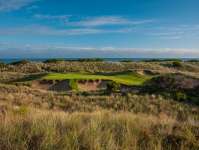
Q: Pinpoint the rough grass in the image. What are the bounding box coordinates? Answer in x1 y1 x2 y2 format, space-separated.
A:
1 61 199 150
0 109 198 150
0 83 198 122
43 72 150 86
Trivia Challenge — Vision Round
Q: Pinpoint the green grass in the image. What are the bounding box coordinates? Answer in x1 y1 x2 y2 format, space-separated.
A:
43 71 150 85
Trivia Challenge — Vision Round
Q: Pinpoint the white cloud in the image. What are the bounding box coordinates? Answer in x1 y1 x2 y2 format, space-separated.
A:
0 25 134 36
0 0 39 12
1 22 199 38
34 14 71 20
0 43 199 58
148 24 199 39
32 15 154 27
67 16 154 27
26 5 38 11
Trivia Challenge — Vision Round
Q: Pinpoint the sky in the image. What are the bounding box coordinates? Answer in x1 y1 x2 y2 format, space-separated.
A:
0 0 199 58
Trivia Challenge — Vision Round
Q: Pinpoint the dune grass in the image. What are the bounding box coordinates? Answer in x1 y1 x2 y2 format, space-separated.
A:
43 72 150 86
0 109 198 150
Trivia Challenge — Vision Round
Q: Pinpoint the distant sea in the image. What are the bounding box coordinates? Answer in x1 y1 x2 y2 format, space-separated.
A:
0 58 199 64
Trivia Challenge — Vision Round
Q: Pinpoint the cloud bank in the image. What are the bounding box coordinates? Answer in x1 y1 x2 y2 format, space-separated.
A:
0 0 39 12
0 43 198 58
33 15 154 27
0 25 134 36
66 16 154 27
34 14 71 20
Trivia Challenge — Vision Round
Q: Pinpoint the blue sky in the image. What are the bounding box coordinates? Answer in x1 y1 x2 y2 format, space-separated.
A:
0 0 199 58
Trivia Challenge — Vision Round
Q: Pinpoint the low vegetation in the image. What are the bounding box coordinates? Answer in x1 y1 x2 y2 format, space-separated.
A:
143 73 199 105
10 59 30 65
0 109 198 150
0 60 198 150
43 58 65 63
172 61 183 68
75 58 104 62
69 79 78 91
143 58 183 62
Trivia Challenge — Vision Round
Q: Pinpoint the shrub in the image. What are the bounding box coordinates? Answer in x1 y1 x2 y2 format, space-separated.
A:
0 61 6 68
143 74 199 92
142 74 199 105
77 58 104 62
69 79 78 91
143 58 182 62
120 59 132 62
187 59 199 62
172 61 183 68
174 91 187 101
81 91 90 96
14 106 29 115
43 58 64 63
48 94 55 109
106 81 121 94
11 60 30 65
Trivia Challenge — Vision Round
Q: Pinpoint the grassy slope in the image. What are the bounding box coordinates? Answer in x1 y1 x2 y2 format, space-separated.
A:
1 109 198 150
43 72 150 85
0 62 199 150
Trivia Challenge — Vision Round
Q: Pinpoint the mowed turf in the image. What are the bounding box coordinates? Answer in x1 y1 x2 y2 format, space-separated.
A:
43 72 150 85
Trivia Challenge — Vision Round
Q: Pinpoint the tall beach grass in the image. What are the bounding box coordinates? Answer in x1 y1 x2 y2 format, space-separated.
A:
0 109 198 150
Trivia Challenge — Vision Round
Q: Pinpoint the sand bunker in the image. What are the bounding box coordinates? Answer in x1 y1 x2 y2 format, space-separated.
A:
31 80 70 92
31 79 109 92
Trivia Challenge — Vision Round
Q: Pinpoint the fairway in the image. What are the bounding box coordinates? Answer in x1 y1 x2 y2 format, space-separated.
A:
43 72 150 85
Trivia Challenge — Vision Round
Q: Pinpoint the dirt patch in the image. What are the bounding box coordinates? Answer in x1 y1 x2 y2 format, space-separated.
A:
31 80 51 90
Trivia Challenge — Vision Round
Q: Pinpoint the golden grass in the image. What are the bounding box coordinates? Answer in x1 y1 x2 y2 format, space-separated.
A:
0 108 198 150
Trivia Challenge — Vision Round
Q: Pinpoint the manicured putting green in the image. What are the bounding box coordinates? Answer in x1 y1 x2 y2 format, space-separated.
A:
43 72 150 86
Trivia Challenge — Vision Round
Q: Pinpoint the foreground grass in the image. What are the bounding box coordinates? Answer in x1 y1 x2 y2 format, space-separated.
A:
0 83 198 121
43 72 150 85
0 109 198 150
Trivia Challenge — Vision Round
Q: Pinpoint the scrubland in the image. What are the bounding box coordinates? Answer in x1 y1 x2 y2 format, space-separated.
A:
0 60 198 150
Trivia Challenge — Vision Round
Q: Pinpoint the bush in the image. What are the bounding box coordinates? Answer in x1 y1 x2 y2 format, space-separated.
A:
77 58 104 62
174 91 187 101
14 106 29 115
0 61 6 68
142 74 199 105
11 60 30 65
69 79 78 91
120 59 132 62
144 73 199 92
106 81 121 94
172 61 183 68
81 91 90 96
43 58 64 63
187 59 199 62
143 58 182 62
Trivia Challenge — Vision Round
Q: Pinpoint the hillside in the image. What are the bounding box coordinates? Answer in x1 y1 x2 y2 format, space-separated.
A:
0 60 199 150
